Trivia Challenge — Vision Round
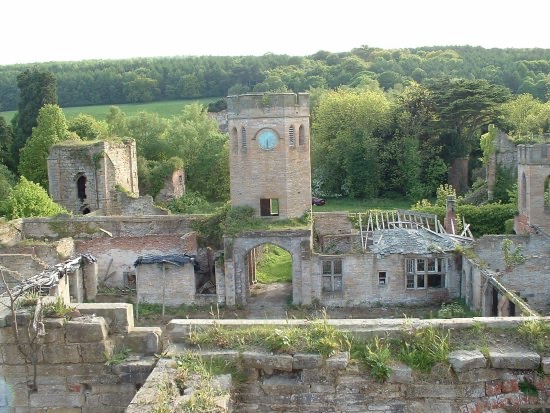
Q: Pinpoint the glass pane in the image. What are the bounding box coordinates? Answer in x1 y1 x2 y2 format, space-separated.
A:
406 259 414 274
406 274 415 288
427 274 443 288
427 259 436 272
417 274 425 288
322 261 332 275
322 276 332 292
438 258 445 272
333 260 342 274
334 276 343 291
378 272 386 285
417 259 425 272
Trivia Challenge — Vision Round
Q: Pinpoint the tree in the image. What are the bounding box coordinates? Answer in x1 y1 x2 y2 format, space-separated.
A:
1 177 68 220
105 106 128 137
18 105 78 189
126 112 168 160
68 114 108 140
0 115 14 171
0 163 16 209
312 88 392 197
499 94 550 138
12 68 57 167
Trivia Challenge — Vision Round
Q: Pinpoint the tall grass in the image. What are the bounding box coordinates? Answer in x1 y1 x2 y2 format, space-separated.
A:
256 244 292 283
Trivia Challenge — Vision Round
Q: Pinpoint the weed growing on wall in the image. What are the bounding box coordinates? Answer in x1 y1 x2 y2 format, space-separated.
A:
518 318 550 353
397 326 450 372
354 337 392 382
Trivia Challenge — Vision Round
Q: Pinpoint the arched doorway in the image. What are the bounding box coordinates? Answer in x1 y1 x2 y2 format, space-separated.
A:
77 175 87 202
223 230 311 307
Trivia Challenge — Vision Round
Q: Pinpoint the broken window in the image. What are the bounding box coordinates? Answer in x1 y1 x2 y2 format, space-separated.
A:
321 259 342 292
260 198 279 216
406 257 447 289
289 125 296 146
232 127 238 152
123 271 136 289
378 271 387 286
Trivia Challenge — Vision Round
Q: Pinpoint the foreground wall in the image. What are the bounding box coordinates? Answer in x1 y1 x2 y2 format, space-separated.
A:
0 303 160 412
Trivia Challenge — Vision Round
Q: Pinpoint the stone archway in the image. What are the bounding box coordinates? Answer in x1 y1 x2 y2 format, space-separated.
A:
223 230 311 306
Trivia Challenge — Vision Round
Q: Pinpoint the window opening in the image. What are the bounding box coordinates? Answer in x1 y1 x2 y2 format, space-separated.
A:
378 271 387 286
405 257 446 289
77 175 87 202
298 125 305 145
544 176 550 208
232 127 238 152
241 127 247 148
521 172 527 210
123 271 136 289
322 259 343 292
260 198 279 216
289 125 296 146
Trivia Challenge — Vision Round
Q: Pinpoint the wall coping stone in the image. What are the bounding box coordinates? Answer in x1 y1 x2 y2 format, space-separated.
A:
449 350 488 373
489 350 541 369
65 316 108 343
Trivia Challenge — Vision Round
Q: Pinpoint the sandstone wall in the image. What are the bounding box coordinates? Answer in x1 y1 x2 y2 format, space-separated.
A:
0 303 160 412
136 262 196 306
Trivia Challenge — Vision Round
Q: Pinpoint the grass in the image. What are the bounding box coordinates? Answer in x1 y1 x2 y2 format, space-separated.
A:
312 197 413 213
0 97 221 121
256 244 292 283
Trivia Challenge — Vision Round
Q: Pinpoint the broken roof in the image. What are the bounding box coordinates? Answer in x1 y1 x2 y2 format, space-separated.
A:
368 228 458 256
133 254 198 270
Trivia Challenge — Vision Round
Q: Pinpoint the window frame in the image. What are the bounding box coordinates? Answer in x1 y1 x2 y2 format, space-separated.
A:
405 257 447 290
321 259 343 293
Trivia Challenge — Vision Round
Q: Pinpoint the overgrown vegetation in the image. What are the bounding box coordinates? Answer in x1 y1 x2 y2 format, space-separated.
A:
104 347 131 366
437 299 480 319
397 326 451 372
518 318 550 353
502 238 527 269
354 337 393 382
255 244 292 283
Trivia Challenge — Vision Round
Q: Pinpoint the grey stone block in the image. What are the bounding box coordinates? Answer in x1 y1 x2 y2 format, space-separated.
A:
292 353 322 369
66 317 108 343
326 352 349 370
241 352 293 373
489 350 540 369
111 355 157 384
388 363 413 383
75 303 134 334
448 350 487 373
116 327 161 355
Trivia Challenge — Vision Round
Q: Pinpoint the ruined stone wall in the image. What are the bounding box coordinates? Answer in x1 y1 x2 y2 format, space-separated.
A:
136 262 196 306
515 143 550 233
19 215 203 240
472 234 550 314
0 303 160 412
155 169 185 203
111 193 169 216
75 235 190 288
227 93 312 219
495 130 518 176
313 252 460 306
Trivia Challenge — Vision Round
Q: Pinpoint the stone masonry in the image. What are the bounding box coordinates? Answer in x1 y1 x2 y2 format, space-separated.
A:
227 93 312 219
47 139 139 215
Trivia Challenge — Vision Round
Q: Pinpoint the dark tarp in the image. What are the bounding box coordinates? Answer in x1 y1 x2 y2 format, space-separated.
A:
133 254 199 271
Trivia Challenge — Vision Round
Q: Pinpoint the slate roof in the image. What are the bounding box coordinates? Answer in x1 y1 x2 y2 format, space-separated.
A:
368 228 458 255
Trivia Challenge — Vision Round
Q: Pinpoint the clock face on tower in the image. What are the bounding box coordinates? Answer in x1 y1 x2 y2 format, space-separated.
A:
257 128 278 150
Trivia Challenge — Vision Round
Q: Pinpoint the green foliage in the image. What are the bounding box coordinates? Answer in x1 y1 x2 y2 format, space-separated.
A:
104 347 131 366
19 104 78 189
500 94 550 139
12 68 57 167
0 115 14 170
412 202 515 236
493 165 516 203
43 296 75 319
138 156 184 198
166 191 217 214
1 177 69 220
518 379 539 397
68 113 108 140
518 319 550 353
435 184 458 207
255 244 292 283
207 99 227 112
479 124 497 165
356 337 392 382
437 299 479 319
502 238 526 268
0 163 15 206
398 326 450 372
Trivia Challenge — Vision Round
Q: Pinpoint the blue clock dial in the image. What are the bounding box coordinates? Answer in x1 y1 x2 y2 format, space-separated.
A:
257 129 278 150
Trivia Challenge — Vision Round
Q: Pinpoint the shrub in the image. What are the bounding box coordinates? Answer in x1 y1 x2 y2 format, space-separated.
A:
398 326 450 372
167 191 213 214
358 337 392 382
437 299 478 319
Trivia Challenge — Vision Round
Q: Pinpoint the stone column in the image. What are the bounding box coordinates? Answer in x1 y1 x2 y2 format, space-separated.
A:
83 261 98 302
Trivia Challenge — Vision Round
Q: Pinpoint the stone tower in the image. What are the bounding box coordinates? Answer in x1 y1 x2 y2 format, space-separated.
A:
47 139 139 215
227 93 312 219
515 143 550 234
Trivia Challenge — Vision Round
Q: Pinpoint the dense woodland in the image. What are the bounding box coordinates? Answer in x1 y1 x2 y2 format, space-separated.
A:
1 45 550 231
2 46 550 110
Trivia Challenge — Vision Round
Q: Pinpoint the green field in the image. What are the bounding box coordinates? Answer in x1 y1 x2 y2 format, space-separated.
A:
312 197 414 213
0 97 222 121
256 244 292 283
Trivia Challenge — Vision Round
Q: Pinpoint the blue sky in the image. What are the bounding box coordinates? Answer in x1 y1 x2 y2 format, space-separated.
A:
2 0 549 65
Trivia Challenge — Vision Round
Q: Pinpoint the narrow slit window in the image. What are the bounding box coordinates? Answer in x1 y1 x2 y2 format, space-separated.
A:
289 125 296 146
241 127 247 148
299 125 305 145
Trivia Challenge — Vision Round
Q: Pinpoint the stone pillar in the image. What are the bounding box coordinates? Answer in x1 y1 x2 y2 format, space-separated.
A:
224 260 236 306
215 260 226 305
444 195 458 235
83 261 98 302
69 268 84 303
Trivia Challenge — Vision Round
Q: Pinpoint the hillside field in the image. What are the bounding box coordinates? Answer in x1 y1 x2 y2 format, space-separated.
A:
0 97 221 121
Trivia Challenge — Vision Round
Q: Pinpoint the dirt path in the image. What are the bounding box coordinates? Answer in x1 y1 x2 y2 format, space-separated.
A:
246 282 292 319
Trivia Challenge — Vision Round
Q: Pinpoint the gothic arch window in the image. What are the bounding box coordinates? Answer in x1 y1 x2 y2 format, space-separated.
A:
231 127 238 152
521 172 527 210
241 127 247 148
289 125 296 146
77 175 87 202
298 125 306 146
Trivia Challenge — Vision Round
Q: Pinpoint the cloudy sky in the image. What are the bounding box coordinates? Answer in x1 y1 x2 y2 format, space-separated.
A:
2 0 549 65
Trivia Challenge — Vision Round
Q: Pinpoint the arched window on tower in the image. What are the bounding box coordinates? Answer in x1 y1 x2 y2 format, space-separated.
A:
544 175 550 209
231 127 238 152
289 125 295 146
299 125 306 146
521 172 527 211
241 127 247 148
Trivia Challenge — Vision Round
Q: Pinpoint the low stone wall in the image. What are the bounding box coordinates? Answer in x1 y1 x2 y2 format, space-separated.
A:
0 303 161 412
